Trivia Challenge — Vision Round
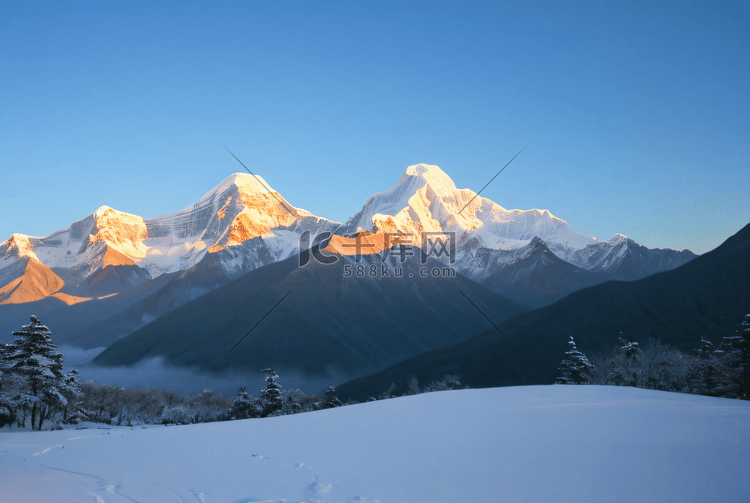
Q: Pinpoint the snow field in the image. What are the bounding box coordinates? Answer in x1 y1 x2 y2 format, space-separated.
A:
1 385 748 503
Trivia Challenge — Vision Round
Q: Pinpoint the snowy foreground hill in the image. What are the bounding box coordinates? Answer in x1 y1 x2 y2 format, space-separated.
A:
1 386 749 503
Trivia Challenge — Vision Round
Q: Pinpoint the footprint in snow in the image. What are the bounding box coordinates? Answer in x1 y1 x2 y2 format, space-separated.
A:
86 493 106 503
305 476 341 501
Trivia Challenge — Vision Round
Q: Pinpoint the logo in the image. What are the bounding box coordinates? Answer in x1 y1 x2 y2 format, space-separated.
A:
298 230 457 274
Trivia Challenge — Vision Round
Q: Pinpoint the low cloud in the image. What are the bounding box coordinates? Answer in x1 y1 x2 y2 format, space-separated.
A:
57 345 345 398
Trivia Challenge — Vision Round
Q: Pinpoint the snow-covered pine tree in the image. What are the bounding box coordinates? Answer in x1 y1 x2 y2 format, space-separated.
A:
687 338 725 396
737 314 750 399
713 315 750 399
406 376 421 395
556 336 595 384
0 343 18 428
3 315 75 429
229 385 261 419
260 368 283 417
59 368 84 424
320 386 343 409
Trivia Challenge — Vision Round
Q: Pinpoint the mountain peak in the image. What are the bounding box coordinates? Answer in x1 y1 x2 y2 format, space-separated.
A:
402 163 457 193
89 206 149 262
94 205 114 217
607 233 631 245
219 172 276 198
1 233 39 263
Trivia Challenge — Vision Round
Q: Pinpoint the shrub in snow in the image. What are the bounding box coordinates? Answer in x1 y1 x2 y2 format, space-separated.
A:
637 339 687 391
606 338 642 387
161 404 192 425
279 388 304 415
187 390 231 423
78 381 230 425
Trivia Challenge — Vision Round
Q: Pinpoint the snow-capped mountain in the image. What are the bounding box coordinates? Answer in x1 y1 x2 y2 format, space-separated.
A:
339 163 696 303
0 173 339 305
340 163 596 251
455 236 605 306
0 162 697 351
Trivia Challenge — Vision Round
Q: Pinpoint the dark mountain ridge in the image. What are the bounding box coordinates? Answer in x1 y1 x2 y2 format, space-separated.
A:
337 222 750 402
94 251 530 381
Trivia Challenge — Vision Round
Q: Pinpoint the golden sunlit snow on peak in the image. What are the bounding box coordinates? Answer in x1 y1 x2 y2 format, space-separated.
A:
324 231 412 256
216 191 301 248
1 233 40 263
225 205 294 247
404 163 457 192
217 196 233 220
227 172 276 196
88 206 149 263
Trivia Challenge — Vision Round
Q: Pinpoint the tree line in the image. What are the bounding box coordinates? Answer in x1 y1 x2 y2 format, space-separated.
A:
5 313 745 430
556 314 750 400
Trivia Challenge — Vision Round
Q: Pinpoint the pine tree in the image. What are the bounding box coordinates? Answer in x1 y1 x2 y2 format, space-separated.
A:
736 314 750 399
556 336 595 384
0 343 18 428
406 376 421 395
229 385 261 419
3 316 75 429
687 338 726 396
320 386 343 409
713 315 750 399
58 368 83 424
259 368 283 417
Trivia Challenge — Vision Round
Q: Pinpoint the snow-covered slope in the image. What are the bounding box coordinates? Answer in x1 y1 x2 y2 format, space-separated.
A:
1 386 748 503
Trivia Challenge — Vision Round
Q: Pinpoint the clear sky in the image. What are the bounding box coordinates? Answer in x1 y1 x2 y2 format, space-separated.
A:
1 0 748 254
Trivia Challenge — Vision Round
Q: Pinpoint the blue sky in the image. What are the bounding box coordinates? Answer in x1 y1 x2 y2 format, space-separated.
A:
1 0 748 254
